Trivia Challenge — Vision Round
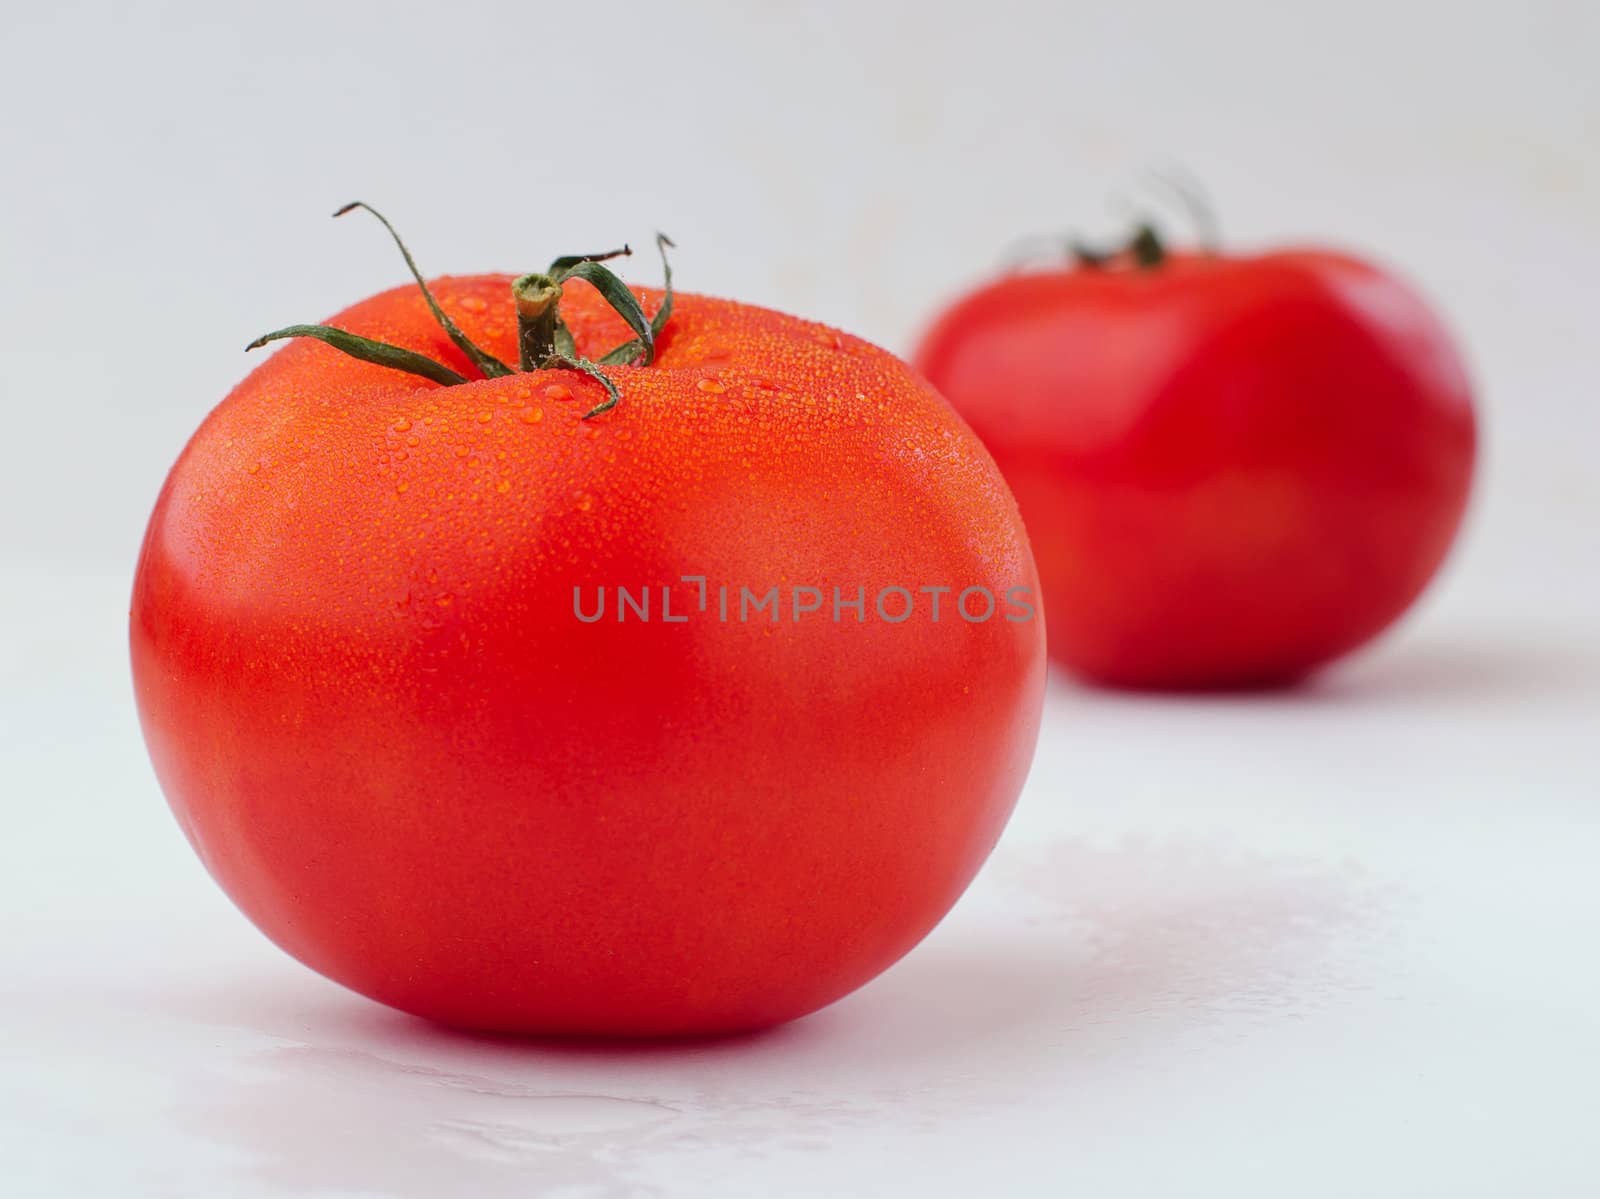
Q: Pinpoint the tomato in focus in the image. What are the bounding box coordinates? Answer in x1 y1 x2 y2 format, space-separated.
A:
130 222 1045 1036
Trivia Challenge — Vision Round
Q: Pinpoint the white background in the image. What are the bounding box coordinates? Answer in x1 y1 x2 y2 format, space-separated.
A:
2 1 1597 1195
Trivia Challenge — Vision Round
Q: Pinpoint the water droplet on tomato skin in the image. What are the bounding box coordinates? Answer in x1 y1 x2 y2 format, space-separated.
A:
458 295 488 313
435 593 454 607
544 384 572 402
575 494 594 513
247 463 260 475
393 417 412 432
518 407 544 424
697 378 726 394
496 479 511 494
477 411 493 424
395 481 409 494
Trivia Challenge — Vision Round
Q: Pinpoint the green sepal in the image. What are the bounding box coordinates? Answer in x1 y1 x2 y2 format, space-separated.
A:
548 246 631 275
245 325 469 387
544 354 623 419
548 260 654 364
595 234 675 367
333 202 514 378
1127 223 1167 269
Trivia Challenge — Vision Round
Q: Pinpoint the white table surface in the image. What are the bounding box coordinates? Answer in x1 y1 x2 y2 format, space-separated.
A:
5 558 1597 1197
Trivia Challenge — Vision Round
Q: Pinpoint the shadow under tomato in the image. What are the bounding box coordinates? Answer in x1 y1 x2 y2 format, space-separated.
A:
1053 632 1597 707
153 837 1392 1198
1309 634 1598 705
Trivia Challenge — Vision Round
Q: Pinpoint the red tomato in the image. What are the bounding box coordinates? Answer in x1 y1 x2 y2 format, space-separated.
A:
130 221 1045 1036
914 244 1476 688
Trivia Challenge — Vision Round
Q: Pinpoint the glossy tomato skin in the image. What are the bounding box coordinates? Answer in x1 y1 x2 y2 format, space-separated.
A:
131 278 1044 1036
913 250 1476 688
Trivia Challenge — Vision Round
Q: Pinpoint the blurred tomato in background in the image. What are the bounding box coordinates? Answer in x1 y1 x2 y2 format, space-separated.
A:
915 231 1477 688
